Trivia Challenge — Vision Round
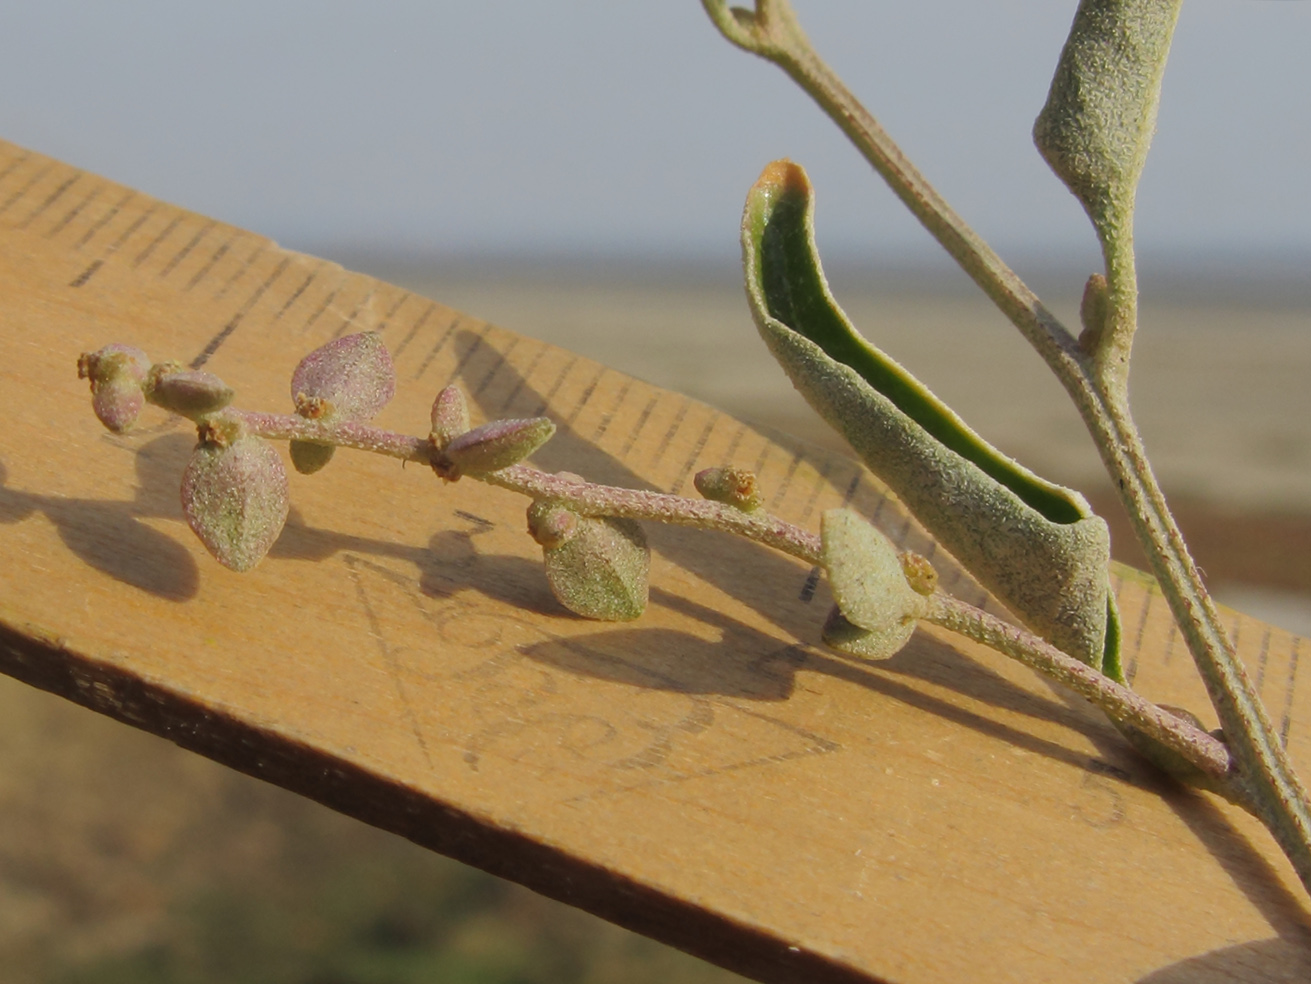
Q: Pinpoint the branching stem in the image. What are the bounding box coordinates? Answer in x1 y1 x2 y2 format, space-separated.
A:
221 403 1243 808
703 0 1311 894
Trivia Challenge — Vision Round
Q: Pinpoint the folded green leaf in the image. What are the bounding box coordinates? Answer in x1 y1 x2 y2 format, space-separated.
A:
742 159 1121 679
820 509 928 661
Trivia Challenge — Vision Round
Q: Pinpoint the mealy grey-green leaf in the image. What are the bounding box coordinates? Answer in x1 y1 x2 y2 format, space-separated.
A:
741 160 1121 679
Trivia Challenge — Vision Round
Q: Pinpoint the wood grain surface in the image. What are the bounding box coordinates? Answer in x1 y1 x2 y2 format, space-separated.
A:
1 138 1309 983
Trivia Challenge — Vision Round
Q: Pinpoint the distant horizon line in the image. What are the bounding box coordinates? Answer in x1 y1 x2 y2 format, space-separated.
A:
302 241 1311 307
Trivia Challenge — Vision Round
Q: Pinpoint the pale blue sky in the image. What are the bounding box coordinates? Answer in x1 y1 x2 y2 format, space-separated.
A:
0 2 1307 271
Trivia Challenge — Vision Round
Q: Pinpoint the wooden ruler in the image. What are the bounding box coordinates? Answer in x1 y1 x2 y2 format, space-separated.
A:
1 137 1309 982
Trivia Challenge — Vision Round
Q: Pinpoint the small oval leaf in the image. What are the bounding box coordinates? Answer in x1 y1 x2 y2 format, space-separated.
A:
290 331 396 423
430 385 471 449
147 369 234 420
694 466 762 512
181 436 289 572
444 417 555 477
78 345 151 433
289 439 336 475
820 509 927 660
534 506 649 622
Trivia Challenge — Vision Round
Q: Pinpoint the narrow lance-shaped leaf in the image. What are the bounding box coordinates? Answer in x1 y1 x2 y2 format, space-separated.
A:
742 160 1121 679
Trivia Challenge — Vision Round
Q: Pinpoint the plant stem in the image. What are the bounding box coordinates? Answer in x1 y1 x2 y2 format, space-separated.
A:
222 408 823 564
926 593 1239 798
227 404 1241 804
704 0 1311 893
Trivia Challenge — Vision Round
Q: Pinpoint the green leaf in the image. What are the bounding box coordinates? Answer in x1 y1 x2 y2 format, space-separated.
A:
527 502 649 622
181 436 289 572
742 160 1120 679
1034 0 1182 240
819 509 928 661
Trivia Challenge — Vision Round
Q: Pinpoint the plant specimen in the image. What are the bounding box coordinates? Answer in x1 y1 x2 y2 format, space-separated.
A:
76 0 1311 902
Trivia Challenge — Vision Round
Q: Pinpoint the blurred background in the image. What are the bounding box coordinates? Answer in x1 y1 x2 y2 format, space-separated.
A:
1 2 1309 980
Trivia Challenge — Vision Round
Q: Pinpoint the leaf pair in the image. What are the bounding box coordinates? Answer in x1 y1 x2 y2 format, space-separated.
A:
742 160 1121 679
289 331 397 474
182 332 396 572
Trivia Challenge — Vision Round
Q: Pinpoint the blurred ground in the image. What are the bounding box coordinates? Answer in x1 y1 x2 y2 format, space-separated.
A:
3 263 1309 982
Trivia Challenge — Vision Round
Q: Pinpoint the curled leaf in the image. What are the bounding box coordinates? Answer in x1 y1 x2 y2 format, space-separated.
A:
742 160 1120 678
77 345 151 433
1034 0 1182 238
146 368 234 420
528 502 649 621
442 417 555 478
181 436 289 572
819 509 928 661
291 331 396 423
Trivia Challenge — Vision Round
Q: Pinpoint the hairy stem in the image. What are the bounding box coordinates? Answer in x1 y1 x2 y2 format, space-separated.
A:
229 404 1242 803
926 594 1239 798
221 408 823 564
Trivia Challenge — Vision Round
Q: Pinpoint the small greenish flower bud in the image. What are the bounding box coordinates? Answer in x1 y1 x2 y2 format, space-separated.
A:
900 551 938 597
693 466 762 512
289 440 336 475
77 344 151 433
294 393 334 419
819 509 928 660
197 414 245 450
536 511 649 622
146 368 234 420
429 385 470 450
527 500 580 550
441 417 556 478
290 330 395 423
181 435 289 572
1078 272 1109 353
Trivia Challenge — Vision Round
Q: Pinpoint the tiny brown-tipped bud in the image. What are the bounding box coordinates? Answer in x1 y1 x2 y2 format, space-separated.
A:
1078 272 1109 353
78 345 151 433
527 500 580 549
900 551 938 597
442 417 555 477
294 393 334 419
429 385 470 450
147 368 234 420
694 466 762 511
537 513 650 622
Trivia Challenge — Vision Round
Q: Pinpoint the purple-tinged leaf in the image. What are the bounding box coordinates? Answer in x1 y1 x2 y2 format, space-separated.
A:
77 345 150 433
290 331 395 423
182 436 289 572
147 368 233 420
429 385 470 449
442 417 555 477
